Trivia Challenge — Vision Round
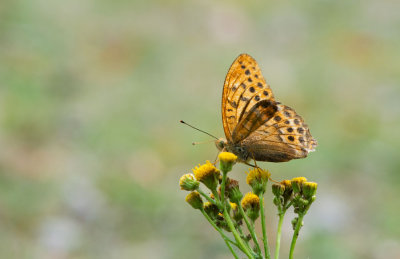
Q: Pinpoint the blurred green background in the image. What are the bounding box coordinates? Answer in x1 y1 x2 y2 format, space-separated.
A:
1 0 399 258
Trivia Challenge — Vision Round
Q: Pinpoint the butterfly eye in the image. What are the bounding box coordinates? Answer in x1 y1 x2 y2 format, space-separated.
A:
215 139 226 151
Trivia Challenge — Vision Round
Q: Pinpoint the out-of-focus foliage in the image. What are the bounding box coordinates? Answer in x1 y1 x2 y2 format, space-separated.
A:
0 0 399 258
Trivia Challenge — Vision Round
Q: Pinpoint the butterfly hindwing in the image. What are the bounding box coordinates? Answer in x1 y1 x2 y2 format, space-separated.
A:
241 104 317 162
222 54 275 142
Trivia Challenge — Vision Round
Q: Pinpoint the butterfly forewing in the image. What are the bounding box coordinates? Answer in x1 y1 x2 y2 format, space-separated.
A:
222 54 275 142
231 99 277 142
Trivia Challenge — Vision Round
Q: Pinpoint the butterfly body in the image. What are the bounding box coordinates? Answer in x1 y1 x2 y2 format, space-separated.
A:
219 54 317 163
215 138 250 163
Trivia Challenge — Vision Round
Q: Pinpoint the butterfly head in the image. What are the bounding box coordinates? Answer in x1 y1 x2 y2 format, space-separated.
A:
215 138 227 151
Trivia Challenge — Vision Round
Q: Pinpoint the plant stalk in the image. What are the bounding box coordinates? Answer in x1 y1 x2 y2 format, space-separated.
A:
259 194 271 259
274 212 285 259
223 209 255 259
289 213 304 259
238 203 262 255
201 209 240 258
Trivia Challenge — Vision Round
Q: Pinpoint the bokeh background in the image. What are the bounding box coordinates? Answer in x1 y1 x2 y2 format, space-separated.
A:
1 0 400 258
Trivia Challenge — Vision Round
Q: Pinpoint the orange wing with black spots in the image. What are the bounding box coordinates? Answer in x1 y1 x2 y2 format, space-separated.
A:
219 54 317 163
221 54 276 142
241 103 317 162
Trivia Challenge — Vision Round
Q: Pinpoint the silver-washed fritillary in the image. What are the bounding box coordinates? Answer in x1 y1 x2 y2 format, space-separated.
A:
215 54 317 163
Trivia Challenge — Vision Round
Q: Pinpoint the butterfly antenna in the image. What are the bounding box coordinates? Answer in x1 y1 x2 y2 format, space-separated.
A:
192 140 215 145
180 120 218 140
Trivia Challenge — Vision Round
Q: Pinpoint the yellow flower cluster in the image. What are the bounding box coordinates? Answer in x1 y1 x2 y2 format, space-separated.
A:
192 161 220 182
241 192 260 210
218 152 237 164
218 152 237 172
246 168 270 186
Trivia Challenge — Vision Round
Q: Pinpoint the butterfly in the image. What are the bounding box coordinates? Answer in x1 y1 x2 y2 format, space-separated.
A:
215 54 317 163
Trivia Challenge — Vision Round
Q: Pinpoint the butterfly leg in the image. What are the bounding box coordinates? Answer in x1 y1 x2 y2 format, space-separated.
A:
244 161 257 168
213 147 227 165
213 152 220 165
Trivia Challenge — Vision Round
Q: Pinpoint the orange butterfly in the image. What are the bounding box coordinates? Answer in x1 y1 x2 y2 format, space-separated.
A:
215 54 317 163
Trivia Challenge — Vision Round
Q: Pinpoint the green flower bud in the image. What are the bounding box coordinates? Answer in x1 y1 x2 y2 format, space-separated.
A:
272 183 285 197
230 202 243 222
185 191 203 210
179 173 199 191
241 192 260 221
280 180 293 203
302 182 318 199
225 178 243 203
291 177 307 194
246 168 270 195
204 201 219 220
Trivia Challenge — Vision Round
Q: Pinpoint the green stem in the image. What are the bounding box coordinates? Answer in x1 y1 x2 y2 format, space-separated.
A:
201 209 240 258
237 224 251 250
289 213 304 259
274 211 285 259
238 203 262 255
225 240 240 259
220 171 228 205
223 209 255 259
284 200 294 211
211 189 222 208
259 194 271 259
198 189 218 206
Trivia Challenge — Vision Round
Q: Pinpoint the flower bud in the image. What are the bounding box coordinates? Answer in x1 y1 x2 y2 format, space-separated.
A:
185 191 203 210
291 177 307 194
218 152 237 172
204 201 219 219
225 178 243 203
272 183 285 197
302 182 318 199
291 217 304 230
280 180 293 202
230 202 243 222
192 161 220 191
241 192 260 221
246 168 270 195
179 173 199 191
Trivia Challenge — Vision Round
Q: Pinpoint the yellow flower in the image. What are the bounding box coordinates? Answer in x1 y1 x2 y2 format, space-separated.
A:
280 180 292 188
218 152 237 173
246 168 270 195
230 202 237 211
241 192 260 209
219 152 237 163
302 181 318 199
179 173 199 191
218 152 237 172
246 168 270 185
192 161 220 191
185 191 203 210
241 192 260 221
291 177 307 193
